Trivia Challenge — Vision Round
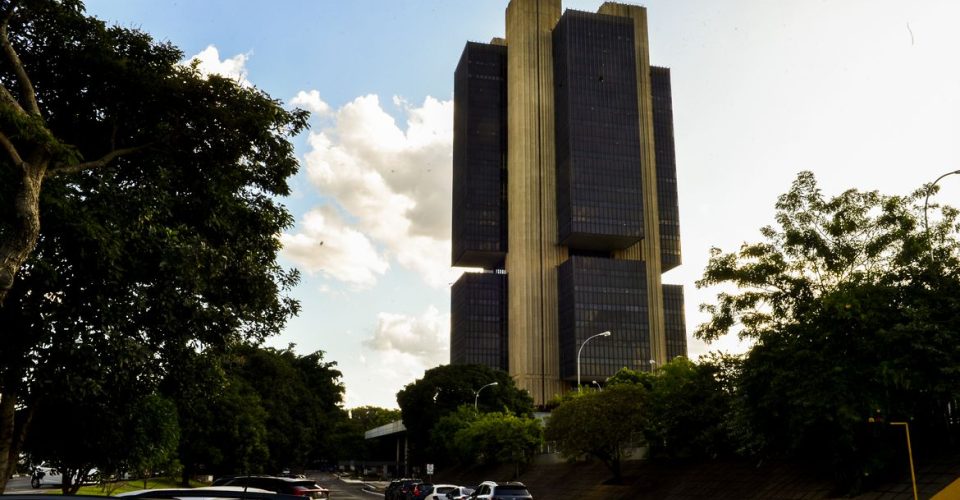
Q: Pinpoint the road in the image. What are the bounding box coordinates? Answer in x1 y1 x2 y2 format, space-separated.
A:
5 476 46 494
3 474 380 498
311 473 380 500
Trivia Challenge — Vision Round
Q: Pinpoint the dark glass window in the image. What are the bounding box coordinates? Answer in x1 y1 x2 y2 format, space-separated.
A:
558 256 649 381
553 11 644 251
452 42 507 268
662 283 687 360
450 271 508 370
651 66 682 271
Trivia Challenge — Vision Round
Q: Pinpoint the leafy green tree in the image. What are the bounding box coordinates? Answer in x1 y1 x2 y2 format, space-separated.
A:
696 171 960 491
544 384 647 483
643 357 734 460
606 366 654 389
453 411 542 477
430 405 478 464
0 0 306 490
222 345 344 472
396 364 533 466
25 389 180 494
330 406 402 464
124 395 181 488
349 406 402 431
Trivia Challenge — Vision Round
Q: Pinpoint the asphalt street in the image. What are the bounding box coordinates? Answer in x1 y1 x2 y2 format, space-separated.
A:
311 473 380 500
2 474 379 498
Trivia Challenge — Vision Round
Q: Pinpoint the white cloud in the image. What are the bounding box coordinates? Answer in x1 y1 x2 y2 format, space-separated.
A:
364 305 449 363
290 90 332 116
284 92 461 288
279 206 389 289
338 305 451 408
184 45 251 86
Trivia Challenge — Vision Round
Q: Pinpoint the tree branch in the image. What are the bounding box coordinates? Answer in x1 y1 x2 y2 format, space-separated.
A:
0 84 25 116
0 1 40 117
50 143 152 176
0 130 22 169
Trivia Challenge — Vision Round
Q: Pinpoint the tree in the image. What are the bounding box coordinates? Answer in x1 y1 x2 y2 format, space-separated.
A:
330 406 402 464
222 345 344 472
396 364 533 466
453 411 542 477
123 395 181 489
642 357 735 460
430 405 478 464
544 384 647 483
0 1 306 490
696 171 960 492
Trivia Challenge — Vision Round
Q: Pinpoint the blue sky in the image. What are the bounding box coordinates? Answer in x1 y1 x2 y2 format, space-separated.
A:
85 0 960 408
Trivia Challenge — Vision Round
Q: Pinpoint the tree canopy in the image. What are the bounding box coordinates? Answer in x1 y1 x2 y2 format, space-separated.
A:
544 383 647 483
396 364 533 466
0 0 307 490
696 171 960 492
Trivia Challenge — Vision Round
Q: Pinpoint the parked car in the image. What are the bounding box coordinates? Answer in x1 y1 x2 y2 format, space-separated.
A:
427 484 473 500
384 478 422 500
30 464 63 488
118 486 279 500
408 482 433 500
30 464 98 488
469 482 532 500
214 476 330 499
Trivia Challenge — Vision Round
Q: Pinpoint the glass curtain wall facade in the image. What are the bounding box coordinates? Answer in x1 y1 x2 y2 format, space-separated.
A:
450 272 508 370
452 42 508 269
651 66 681 271
553 11 644 250
451 0 686 404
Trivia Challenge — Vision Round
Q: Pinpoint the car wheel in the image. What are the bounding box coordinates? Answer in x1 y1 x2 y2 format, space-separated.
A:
31 477 40 489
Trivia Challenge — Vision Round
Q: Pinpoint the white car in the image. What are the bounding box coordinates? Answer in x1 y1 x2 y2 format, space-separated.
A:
30 465 63 488
469 481 533 500
426 484 474 500
30 464 98 488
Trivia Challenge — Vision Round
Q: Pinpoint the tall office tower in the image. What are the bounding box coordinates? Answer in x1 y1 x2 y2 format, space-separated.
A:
451 0 685 405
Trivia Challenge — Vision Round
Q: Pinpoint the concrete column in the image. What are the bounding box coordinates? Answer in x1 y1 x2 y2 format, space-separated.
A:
505 0 564 406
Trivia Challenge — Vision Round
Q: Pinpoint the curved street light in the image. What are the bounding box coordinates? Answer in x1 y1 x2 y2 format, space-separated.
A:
473 381 498 410
923 169 960 260
577 330 612 392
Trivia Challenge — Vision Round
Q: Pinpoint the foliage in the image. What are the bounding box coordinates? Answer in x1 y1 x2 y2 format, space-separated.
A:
25 388 180 494
348 406 402 431
453 411 542 475
222 345 344 472
642 357 736 460
396 364 533 465
696 171 960 492
0 0 307 490
544 384 647 483
121 395 181 489
606 367 654 390
329 406 402 463
430 405 479 464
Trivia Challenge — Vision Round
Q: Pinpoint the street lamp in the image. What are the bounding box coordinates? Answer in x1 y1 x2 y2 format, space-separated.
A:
577 330 612 392
473 382 498 410
923 169 960 259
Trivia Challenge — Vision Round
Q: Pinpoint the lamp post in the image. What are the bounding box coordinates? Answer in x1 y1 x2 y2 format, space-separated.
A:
473 382 498 411
923 169 960 260
577 330 612 392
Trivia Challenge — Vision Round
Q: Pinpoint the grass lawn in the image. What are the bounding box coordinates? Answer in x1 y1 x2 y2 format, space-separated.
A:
73 478 207 496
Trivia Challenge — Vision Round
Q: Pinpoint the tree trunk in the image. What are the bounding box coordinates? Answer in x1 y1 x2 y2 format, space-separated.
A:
0 164 45 307
0 391 17 493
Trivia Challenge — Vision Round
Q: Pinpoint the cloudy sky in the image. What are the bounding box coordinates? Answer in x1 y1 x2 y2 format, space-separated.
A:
85 0 960 409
